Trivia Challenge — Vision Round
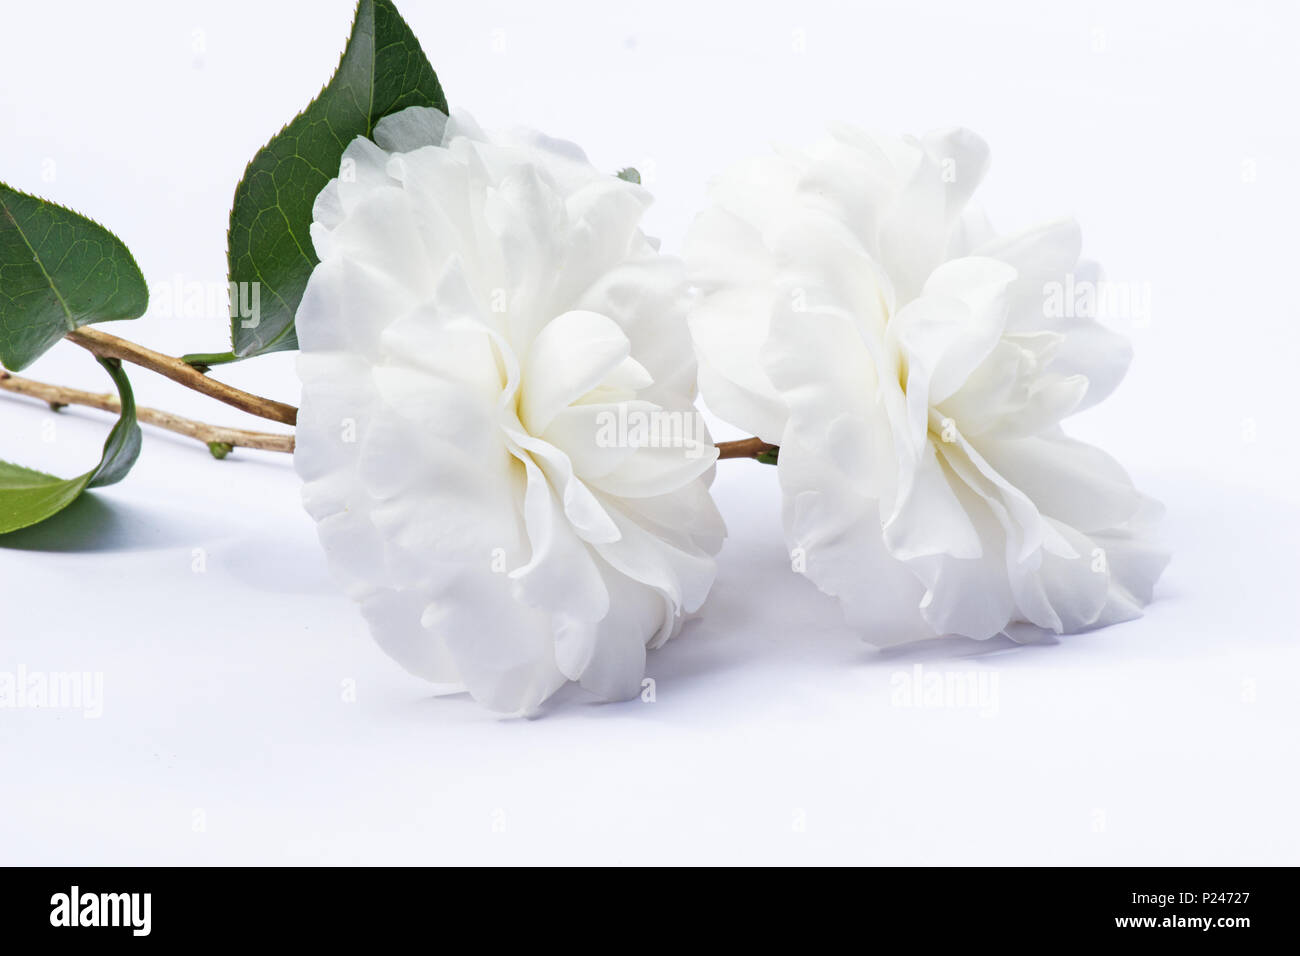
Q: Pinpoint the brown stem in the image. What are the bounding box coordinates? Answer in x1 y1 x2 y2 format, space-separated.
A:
715 437 779 462
16 331 776 464
0 369 294 455
65 328 298 426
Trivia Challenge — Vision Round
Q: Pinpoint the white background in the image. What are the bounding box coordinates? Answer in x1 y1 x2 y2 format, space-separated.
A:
2 0 1297 864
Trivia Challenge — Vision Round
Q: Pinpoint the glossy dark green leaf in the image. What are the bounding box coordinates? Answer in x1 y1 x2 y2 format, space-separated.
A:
0 183 148 372
218 0 447 362
0 357 141 535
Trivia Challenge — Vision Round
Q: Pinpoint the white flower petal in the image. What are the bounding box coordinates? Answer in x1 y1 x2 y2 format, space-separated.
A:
421 567 566 715
920 128 991 222
359 587 461 688
891 257 1017 406
372 105 447 152
689 288 788 442
884 442 983 561
520 310 633 434
979 433 1144 534
575 256 697 407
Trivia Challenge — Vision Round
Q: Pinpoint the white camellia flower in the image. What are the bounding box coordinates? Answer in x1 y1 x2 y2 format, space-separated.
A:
687 126 1167 645
295 107 724 713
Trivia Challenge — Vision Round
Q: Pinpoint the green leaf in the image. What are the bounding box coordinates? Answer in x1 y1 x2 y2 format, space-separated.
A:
616 167 641 185
0 357 142 535
0 183 149 372
179 350 238 370
221 0 447 361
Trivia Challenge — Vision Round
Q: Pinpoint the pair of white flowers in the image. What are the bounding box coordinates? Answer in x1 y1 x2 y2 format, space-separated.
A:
294 107 1167 714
